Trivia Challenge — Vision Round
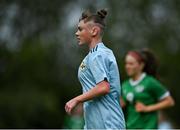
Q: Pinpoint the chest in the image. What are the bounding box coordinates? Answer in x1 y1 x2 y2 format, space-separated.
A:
78 56 89 74
78 56 94 82
123 84 152 103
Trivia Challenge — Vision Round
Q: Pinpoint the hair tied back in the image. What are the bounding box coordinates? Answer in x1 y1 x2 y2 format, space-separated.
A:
97 9 107 19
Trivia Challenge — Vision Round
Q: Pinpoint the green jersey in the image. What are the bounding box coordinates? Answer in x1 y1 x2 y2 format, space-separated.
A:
122 73 169 129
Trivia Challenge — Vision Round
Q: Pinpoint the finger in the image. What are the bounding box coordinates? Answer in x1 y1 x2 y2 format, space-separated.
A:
65 103 70 113
65 105 68 113
65 105 72 115
68 107 72 115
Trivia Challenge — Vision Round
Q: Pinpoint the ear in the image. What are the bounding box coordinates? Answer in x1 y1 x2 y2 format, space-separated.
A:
91 26 100 37
140 62 145 71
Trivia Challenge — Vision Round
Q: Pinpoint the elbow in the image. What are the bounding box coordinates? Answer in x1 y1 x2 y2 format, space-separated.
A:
170 98 175 107
103 84 110 94
97 81 110 95
105 87 110 94
101 82 110 94
167 96 175 107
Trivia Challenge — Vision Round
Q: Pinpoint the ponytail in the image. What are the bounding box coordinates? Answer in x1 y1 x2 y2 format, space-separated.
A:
140 49 158 77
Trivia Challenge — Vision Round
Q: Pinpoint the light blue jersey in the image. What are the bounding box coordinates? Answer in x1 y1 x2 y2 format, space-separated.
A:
78 43 125 129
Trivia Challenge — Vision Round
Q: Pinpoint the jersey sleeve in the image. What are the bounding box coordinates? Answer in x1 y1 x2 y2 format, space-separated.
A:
121 82 128 103
121 92 127 103
149 77 169 100
89 53 109 84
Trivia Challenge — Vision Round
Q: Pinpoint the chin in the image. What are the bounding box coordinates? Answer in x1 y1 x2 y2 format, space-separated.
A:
78 42 83 46
78 41 86 46
127 72 134 77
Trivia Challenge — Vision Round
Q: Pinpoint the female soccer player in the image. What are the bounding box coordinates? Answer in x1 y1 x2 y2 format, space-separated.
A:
65 9 125 129
120 49 175 129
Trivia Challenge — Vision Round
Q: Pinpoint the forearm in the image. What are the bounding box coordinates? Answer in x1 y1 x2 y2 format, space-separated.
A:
146 96 174 112
74 81 110 103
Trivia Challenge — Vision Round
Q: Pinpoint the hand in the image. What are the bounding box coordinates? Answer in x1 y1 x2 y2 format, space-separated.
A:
65 98 79 115
120 97 126 108
135 102 149 112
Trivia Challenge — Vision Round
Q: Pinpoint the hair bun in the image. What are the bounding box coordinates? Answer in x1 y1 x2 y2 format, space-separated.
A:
97 9 107 19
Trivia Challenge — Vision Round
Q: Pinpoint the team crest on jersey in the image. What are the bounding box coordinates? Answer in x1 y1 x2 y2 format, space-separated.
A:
126 92 134 103
135 85 144 93
80 61 86 70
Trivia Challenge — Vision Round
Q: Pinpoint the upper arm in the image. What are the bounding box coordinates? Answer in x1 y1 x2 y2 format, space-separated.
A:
160 95 175 106
96 80 110 94
89 53 109 84
149 78 169 101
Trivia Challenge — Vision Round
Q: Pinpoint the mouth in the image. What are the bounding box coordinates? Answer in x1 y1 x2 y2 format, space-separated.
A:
77 37 80 42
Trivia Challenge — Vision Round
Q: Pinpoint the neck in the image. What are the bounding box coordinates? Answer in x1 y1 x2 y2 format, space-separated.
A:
88 37 102 50
132 72 143 81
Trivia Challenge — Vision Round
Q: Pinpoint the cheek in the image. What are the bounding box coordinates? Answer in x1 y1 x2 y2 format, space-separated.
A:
80 31 88 38
126 64 138 72
83 33 91 42
126 64 133 70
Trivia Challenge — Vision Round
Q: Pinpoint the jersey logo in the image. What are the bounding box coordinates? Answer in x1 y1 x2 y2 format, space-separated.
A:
126 92 134 103
80 61 86 70
135 85 144 93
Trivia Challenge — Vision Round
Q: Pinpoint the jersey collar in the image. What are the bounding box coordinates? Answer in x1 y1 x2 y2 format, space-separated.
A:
129 73 146 86
90 42 104 53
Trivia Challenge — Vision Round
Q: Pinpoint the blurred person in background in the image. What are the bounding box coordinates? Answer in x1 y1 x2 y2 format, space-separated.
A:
63 103 84 129
120 49 175 129
65 9 125 129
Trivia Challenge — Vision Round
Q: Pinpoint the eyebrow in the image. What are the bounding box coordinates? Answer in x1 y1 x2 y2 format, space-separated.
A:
78 26 83 31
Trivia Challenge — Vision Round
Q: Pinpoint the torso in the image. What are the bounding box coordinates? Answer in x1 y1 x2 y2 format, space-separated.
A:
78 42 125 129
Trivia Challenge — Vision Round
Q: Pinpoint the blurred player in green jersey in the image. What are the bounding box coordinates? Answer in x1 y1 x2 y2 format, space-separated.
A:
120 49 175 129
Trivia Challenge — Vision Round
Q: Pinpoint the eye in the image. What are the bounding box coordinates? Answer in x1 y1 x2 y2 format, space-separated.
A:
78 27 82 31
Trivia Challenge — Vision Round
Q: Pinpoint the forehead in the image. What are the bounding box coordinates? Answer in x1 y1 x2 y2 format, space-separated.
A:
126 55 138 62
78 20 94 27
78 20 86 27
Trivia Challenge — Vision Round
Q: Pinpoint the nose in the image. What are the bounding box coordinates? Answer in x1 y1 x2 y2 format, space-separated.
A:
75 31 79 37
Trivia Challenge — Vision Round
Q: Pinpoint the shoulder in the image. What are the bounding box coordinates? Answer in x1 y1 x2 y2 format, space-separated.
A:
144 75 165 89
144 75 160 84
122 79 130 87
97 43 113 55
89 48 112 61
